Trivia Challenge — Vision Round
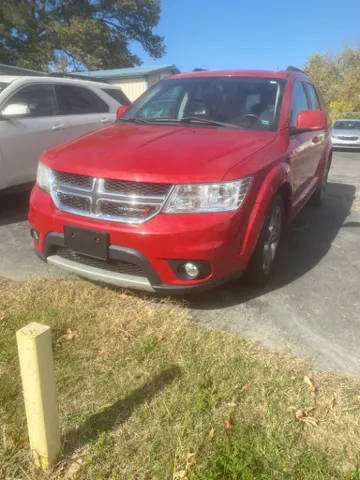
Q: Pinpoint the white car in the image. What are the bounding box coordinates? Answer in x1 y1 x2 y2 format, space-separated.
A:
0 75 130 193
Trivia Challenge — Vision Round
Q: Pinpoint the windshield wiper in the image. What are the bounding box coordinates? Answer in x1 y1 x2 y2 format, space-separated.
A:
120 117 150 124
145 116 239 128
121 116 240 128
179 116 239 128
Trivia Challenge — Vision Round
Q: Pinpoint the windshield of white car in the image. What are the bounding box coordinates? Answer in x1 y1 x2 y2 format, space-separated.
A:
333 120 360 130
120 76 285 131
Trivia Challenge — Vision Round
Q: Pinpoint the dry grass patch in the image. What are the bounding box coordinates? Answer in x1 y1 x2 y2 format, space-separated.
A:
0 277 359 479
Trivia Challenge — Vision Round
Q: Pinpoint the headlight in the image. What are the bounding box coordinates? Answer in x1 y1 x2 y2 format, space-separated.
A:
163 177 252 213
36 162 51 193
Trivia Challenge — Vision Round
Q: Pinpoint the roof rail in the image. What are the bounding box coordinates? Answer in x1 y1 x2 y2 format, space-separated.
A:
192 68 207 72
286 66 306 74
48 72 110 83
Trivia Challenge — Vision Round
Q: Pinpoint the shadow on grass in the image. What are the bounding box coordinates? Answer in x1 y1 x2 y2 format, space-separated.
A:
63 365 181 455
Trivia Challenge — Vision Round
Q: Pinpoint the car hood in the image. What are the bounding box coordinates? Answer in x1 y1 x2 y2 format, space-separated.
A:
44 123 276 183
332 128 360 136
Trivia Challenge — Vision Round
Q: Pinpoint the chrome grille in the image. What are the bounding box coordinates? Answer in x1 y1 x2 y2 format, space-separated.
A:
57 192 91 213
337 136 359 141
50 170 172 224
104 179 171 196
53 170 93 190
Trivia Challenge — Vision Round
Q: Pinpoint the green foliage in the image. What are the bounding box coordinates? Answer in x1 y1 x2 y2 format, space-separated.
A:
304 47 360 119
0 0 165 71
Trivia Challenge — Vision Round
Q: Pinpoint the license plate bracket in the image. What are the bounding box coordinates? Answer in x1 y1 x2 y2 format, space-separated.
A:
64 225 109 261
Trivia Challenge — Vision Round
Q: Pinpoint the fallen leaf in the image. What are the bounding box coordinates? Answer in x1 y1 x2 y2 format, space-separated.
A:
207 427 215 440
225 419 232 431
295 409 306 420
303 416 318 427
173 470 186 479
295 409 318 426
57 328 77 344
304 375 317 393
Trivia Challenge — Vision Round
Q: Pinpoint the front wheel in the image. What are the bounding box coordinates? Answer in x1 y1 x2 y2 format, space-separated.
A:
245 194 284 287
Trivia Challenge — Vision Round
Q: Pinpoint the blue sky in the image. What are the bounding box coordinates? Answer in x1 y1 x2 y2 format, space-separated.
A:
130 0 360 72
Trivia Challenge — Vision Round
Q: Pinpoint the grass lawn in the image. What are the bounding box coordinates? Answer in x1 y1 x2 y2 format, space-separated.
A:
1 277 360 479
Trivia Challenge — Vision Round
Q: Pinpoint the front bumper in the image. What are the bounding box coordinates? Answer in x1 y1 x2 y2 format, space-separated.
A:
29 187 248 293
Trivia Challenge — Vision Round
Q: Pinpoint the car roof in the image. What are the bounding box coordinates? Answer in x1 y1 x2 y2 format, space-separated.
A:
0 75 19 83
167 69 308 81
0 75 114 88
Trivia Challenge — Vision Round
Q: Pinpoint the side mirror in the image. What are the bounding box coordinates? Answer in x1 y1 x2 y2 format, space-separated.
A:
116 105 129 120
1 103 30 118
296 110 327 131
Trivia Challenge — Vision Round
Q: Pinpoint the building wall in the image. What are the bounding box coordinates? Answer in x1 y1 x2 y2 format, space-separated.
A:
109 70 175 102
109 77 147 102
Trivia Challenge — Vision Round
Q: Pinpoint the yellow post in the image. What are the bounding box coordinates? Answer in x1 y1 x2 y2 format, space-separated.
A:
16 322 60 469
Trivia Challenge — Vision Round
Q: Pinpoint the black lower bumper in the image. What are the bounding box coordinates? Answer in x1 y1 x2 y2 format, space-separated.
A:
34 232 243 294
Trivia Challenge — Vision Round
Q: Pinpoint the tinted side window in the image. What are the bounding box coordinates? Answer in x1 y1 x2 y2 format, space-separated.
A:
290 81 309 127
303 83 321 110
4 84 56 117
102 88 130 106
55 85 109 114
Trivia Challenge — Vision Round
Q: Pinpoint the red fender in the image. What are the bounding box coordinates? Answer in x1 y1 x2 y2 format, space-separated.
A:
240 163 291 259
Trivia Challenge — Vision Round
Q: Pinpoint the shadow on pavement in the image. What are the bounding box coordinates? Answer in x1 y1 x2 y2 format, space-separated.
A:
187 182 356 310
63 365 181 455
0 190 30 226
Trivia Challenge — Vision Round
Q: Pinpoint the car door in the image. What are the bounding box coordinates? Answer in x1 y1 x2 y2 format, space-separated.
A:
302 82 327 183
287 81 314 208
0 83 59 189
54 84 112 142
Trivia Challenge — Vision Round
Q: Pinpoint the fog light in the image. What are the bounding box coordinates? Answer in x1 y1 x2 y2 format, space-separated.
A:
30 229 40 242
184 262 200 279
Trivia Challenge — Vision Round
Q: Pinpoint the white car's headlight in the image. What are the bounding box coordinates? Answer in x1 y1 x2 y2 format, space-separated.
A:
163 177 252 213
36 162 51 193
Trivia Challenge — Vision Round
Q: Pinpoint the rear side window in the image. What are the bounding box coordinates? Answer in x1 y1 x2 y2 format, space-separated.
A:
55 85 109 114
290 81 309 127
303 83 321 110
3 84 56 117
102 88 130 106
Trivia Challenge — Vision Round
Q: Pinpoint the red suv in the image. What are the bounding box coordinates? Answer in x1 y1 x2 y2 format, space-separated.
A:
29 67 331 293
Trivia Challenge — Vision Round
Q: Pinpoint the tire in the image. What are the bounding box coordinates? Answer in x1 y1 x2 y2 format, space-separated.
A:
245 194 284 287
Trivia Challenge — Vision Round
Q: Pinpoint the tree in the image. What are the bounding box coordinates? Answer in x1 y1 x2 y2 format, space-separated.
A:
304 47 360 117
0 0 165 72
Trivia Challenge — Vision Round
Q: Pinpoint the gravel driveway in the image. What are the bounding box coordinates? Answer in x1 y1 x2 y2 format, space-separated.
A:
1 151 359 375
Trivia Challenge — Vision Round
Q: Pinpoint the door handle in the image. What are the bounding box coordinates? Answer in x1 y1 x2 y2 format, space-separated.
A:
100 117 110 123
52 123 64 131
312 136 321 144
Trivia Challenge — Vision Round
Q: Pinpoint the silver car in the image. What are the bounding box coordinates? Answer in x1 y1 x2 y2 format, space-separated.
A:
331 118 360 149
0 75 129 193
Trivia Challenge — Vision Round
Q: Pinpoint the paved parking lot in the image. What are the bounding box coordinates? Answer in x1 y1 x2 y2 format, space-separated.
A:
1 151 359 374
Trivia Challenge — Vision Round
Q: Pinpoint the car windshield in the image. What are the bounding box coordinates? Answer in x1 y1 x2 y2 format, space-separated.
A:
333 120 360 130
0 82 10 94
121 76 285 131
